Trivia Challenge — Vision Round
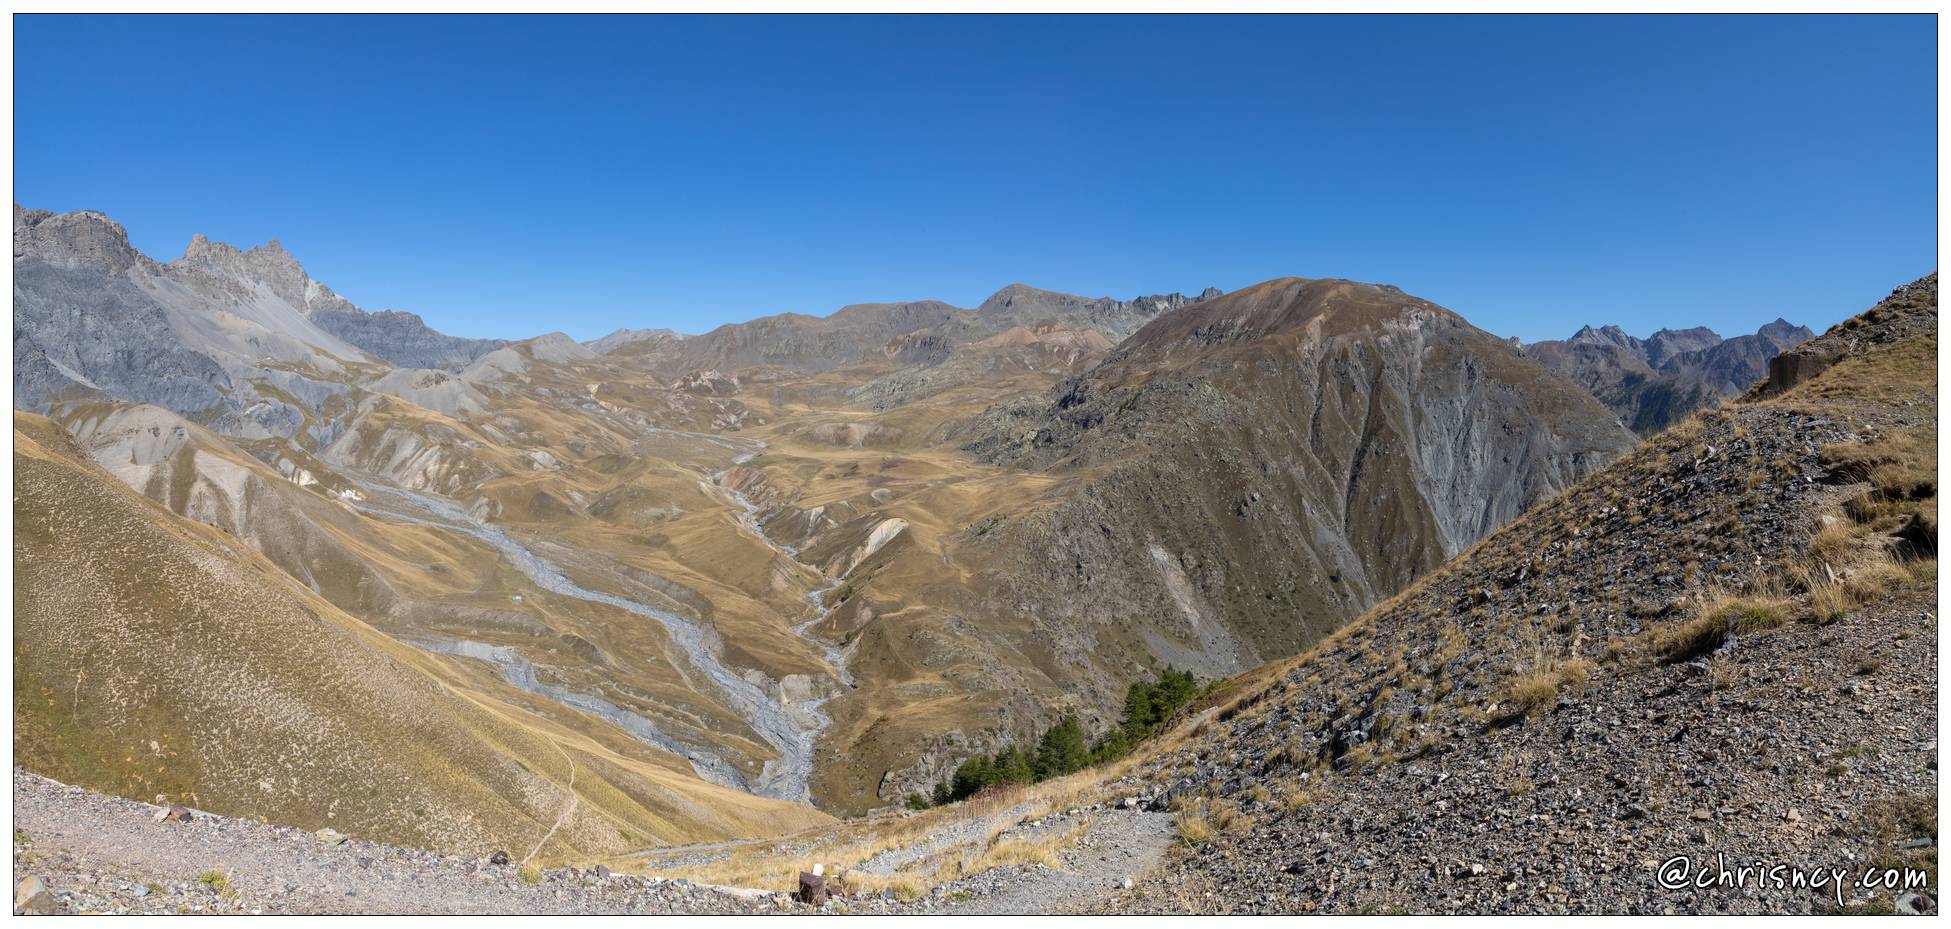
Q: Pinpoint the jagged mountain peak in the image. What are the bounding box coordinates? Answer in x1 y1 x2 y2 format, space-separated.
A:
173 231 312 309
1525 314 1811 435
1757 317 1814 340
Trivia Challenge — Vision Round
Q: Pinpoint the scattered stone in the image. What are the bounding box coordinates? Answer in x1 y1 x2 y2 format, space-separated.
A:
1897 891 1937 915
15 877 57 915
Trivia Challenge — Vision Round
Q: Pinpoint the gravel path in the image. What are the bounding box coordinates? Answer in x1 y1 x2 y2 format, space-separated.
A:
921 809 1177 915
14 770 1178 915
10 771 787 915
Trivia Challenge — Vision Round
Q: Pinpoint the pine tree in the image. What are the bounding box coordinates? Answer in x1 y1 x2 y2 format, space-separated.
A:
1032 716 1089 781
951 755 993 800
1123 681 1158 739
992 745 1032 786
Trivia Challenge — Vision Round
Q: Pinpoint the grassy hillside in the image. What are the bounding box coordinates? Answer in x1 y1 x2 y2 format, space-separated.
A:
14 411 829 859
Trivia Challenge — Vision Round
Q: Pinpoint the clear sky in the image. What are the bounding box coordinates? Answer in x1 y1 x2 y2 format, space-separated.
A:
14 14 1937 342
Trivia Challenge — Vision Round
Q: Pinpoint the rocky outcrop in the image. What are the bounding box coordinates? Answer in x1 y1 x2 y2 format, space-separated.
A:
1748 273 1936 400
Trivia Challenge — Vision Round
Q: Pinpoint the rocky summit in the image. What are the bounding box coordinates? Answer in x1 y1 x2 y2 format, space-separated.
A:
8 202 1934 916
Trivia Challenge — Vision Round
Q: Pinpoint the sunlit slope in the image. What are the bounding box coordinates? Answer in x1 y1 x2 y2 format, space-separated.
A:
13 411 830 857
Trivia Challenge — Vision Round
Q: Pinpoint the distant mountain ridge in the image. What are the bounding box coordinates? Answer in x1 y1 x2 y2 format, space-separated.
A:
618 284 1224 376
1524 317 1814 433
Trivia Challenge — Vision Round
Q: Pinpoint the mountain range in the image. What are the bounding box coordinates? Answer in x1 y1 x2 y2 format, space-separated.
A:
1522 317 1815 434
15 204 1920 915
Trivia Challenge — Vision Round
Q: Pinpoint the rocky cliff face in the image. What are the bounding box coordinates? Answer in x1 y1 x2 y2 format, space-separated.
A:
306 306 506 370
14 205 499 430
14 208 236 417
1525 317 1814 434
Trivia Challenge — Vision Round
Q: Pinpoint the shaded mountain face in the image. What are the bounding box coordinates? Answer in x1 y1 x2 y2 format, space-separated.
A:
306 306 506 370
1115 274 1935 915
969 278 1637 555
1524 317 1814 434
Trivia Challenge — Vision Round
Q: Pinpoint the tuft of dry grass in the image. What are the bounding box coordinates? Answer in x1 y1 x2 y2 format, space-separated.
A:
1647 592 1791 663
974 833 1068 871
1174 803 1214 847
1500 670 1562 715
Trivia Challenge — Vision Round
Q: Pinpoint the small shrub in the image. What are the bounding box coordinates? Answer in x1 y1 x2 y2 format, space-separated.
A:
518 865 543 885
198 871 229 893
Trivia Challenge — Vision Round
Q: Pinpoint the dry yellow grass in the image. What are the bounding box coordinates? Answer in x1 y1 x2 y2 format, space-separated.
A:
13 412 830 860
975 822 1089 871
1174 804 1214 846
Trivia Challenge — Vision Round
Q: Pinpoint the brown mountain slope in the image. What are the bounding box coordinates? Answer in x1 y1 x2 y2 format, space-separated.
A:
13 411 830 858
1103 274 1937 915
757 277 1638 811
961 276 1635 659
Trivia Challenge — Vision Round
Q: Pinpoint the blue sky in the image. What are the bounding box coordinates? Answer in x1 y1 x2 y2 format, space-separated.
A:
15 14 1937 342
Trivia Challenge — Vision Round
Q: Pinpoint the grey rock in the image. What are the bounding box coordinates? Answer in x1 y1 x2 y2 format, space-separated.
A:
14 876 57 915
